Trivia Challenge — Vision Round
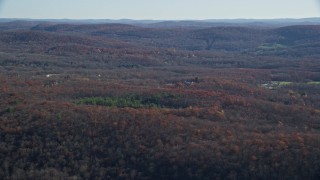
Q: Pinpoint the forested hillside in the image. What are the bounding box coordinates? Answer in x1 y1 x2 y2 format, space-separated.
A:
0 21 320 179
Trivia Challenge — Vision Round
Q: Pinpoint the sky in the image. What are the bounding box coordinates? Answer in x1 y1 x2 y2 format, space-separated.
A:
0 0 319 20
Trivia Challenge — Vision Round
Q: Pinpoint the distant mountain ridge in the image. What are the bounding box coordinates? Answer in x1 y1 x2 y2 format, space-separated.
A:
1 19 320 57
0 17 320 28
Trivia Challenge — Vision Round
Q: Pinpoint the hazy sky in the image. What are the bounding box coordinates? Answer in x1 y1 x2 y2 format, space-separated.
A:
0 0 319 20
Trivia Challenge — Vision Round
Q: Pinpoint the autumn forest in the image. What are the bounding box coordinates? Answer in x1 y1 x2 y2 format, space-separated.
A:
0 20 320 179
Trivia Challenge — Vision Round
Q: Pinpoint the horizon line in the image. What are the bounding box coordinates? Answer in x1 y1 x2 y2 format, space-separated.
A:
0 17 320 21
